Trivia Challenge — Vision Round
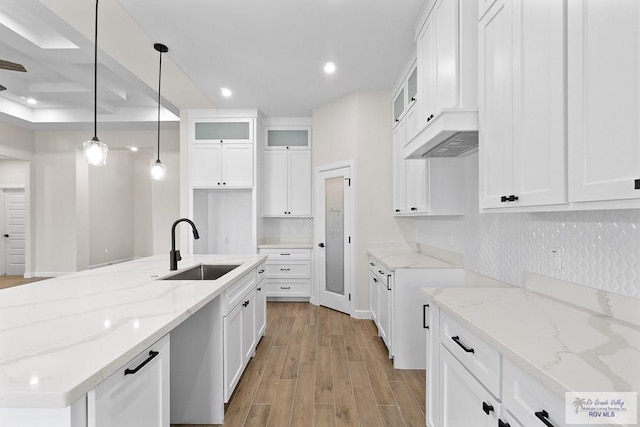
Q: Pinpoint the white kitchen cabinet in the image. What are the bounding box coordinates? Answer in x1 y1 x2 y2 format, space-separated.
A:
88 335 170 427
223 301 243 402
424 303 439 427
241 289 256 362
368 255 464 369
262 138 312 217
479 0 566 210
568 0 640 204
369 272 379 323
191 143 253 188
439 346 501 427
392 120 408 214
255 263 267 338
415 0 478 130
259 248 311 298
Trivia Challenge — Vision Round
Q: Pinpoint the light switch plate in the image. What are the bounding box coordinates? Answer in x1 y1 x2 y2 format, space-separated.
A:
549 247 562 270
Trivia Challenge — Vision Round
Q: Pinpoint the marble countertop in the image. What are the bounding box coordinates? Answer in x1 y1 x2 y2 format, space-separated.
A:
368 243 462 270
0 254 266 409
422 286 640 397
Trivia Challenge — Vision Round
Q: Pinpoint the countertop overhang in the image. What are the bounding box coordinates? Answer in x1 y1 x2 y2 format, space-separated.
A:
422 286 640 398
0 254 267 409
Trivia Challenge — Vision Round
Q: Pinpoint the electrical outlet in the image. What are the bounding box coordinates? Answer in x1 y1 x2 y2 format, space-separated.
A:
549 247 562 270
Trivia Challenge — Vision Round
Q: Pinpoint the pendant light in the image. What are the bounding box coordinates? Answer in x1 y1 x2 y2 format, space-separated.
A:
83 0 108 166
150 43 168 180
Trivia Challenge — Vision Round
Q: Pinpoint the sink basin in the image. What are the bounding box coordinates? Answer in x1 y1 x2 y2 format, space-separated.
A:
162 264 240 281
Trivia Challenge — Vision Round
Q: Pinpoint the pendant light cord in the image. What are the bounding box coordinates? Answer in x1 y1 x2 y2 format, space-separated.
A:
157 49 162 162
93 0 98 139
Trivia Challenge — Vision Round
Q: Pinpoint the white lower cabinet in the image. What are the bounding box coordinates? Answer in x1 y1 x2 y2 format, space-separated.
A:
259 248 311 298
223 301 243 402
439 346 500 427
368 255 464 369
241 289 257 362
255 263 267 338
88 334 170 427
427 305 569 427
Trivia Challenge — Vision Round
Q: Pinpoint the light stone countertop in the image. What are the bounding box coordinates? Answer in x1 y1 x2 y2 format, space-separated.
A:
0 254 266 409
422 286 640 398
368 243 462 270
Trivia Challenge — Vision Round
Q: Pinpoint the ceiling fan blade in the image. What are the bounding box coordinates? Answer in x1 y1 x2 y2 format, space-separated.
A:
0 84 6 91
0 60 27 72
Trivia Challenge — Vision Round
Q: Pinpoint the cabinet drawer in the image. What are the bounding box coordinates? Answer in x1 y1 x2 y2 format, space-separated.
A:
368 256 392 283
221 269 256 316
260 248 311 260
257 261 267 283
265 261 310 278
440 312 501 398
503 358 566 427
266 279 310 297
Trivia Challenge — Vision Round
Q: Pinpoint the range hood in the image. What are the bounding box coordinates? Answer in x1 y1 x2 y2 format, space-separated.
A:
403 109 478 159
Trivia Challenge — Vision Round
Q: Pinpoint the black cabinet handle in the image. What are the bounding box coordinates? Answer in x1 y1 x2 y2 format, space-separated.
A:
499 419 511 427
369 262 375 266
378 270 384 274
387 274 392 291
318 243 325 247
258 269 265 274
534 410 555 427
280 268 291 271
482 402 494 415
635 178 640 189
411 97 416 102
410 207 417 211
3 234 8 238
395 118 399 122
394 209 400 213
280 253 291 256
373 277 379 283
124 350 159 375
217 182 221 186
223 182 226 185
280 286 291 290
242 300 250 307
501 195 507 202
451 336 475 353
426 113 435 122
257 287 262 291
423 304 429 329
500 195 519 203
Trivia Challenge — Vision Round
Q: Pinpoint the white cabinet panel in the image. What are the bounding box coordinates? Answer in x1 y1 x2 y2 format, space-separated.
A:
393 120 407 214
289 150 312 216
191 144 222 188
370 273 379 323
479 0 514 208
568 0 640 203
439 347 500 427
435 0 459 111
223 302 243 402
223 144 254 187
88 335 170 427
406 159 429 214
255 278 267 338
241 289 256 362
262 150 288 215
377 277 392 350
417 16 437 125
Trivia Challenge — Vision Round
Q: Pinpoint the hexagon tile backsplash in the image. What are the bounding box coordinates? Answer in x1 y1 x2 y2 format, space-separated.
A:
416 154 640 299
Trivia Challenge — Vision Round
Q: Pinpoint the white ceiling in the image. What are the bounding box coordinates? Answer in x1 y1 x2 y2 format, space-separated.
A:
0 0 424 128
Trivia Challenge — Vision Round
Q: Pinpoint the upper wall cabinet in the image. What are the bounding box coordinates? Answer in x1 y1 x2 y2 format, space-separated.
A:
262 125 312 217
393 62 419 139
190 119 255 188
479 0 566 210
568 0 640 204
403 0 479 159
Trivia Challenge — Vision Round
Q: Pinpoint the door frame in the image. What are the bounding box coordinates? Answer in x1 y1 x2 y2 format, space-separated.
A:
312 160 355 316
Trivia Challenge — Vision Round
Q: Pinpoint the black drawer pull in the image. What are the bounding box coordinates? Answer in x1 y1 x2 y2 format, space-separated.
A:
280 253 291 256
451 336 475 353
373 277 378 283
387 274 392 291
258 269 265 274
378 270 384 275
410 207 417 211
482 402 494 415
280 286 291 290
242 300 250 308
423 304 429 329
369 262 375 266
534 410 555 427
280 268 291 271
635 178 640 189
257 287 262 291
395 209 400 212
498 419 511 427
124 350 159 376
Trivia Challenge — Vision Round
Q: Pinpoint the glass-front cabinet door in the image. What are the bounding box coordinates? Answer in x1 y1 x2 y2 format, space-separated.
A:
264 126 311 149
193 119 253 143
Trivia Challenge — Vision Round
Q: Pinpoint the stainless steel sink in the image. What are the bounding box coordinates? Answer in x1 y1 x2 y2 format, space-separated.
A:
162 264 240 281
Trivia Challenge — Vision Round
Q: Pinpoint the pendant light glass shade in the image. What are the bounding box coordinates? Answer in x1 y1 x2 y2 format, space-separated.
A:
84 0 107 166
84 136 108 166
150 159 166 180
151 43 169 180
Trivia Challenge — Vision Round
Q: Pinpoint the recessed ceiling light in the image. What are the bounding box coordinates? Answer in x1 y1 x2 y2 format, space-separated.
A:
324 62 336 74
26 98 37 105
221 88 232 98
129 146 139 152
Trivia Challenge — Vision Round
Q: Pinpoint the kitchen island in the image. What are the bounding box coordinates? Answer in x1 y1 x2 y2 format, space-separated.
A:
0 254 267 426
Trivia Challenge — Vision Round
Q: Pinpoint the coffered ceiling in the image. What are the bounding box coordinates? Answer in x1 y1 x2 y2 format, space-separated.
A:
0 0 424 129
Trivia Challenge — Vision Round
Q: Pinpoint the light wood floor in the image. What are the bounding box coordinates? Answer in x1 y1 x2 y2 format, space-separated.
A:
175 302 426 427
0 275 46 290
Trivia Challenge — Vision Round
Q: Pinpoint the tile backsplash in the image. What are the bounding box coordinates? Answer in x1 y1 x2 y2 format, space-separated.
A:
262 217 314 239
416 153 640 299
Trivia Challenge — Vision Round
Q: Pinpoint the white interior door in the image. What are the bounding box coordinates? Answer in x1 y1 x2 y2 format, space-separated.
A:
315 165 352 314
2 189 26 276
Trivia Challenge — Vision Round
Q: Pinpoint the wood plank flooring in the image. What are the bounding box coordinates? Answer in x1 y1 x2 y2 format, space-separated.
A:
174 302 426 427
0 275 46 290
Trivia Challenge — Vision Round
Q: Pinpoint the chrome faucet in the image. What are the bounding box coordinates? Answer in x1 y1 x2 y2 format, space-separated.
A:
170 218 200 271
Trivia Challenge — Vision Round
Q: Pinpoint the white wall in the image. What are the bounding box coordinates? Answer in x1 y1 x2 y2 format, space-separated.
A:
313 91 415 312
416 153 640 299
0 160 28 187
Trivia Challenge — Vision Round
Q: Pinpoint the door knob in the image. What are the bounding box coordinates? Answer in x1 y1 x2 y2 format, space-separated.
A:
318 243 325 248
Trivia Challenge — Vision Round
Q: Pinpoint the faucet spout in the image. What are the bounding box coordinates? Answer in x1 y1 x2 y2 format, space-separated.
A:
170 218 200 271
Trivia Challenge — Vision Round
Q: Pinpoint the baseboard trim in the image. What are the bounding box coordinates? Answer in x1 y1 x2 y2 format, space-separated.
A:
28 271 74 278
352 309 371 320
